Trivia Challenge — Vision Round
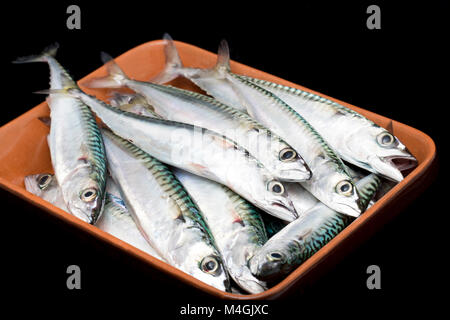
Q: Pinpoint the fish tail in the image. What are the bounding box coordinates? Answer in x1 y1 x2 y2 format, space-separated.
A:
12 43 59 64
82 52 129 89
215 39 231 71
151 33 183 84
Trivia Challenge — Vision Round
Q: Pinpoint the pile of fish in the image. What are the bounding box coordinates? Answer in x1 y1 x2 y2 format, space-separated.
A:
15 34 417 294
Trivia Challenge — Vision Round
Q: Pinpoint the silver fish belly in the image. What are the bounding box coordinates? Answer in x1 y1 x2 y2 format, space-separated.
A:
72 89 297 222
149 37 362 218
14 44 106 224
237 74 417 182
173 168 268 294
85 53 311 183
221 71 362 217
24 173 162 259
102 129 231 291
249 174 381 281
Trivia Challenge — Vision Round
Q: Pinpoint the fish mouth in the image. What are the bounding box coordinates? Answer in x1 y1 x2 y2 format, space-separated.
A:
276 167 312 183
383 155 418 172
234 276 267 294
252 260 284 282
333 202 362 218
368 154 417 182
69 210 93 224
269 200 298 222
68 203 100 224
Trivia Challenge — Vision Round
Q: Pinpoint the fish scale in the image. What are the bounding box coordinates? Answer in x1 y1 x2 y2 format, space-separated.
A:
102 129 231 291
219 68 362 217
78 101 107 198
70 87 298 222
146 35 362 216
13 44 107 224
229 72 349 174
236 74 417 182
237 75 367 120
24 173 163 259
172 168 267 293
219 185 268 246
86 54 311 183
112 135 213 243
249 174 381 281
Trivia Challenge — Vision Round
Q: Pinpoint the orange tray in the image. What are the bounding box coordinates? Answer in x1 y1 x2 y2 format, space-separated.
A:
0 40 437 299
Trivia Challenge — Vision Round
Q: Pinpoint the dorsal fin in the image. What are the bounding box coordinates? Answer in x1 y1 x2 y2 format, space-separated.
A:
215 39 231 71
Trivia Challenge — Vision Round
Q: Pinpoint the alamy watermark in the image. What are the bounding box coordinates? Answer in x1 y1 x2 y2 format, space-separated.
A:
366 264 381 289
66 5 81 30
366 5 381 30
66 265 81 289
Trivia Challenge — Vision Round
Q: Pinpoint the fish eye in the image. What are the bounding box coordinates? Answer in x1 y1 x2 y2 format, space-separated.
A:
267 180 285 195
336 180 353 196
37 174 53 190
267 251 284 261
279 148 297 161
80 188 98 202
201 256 220 274
376 132 395 147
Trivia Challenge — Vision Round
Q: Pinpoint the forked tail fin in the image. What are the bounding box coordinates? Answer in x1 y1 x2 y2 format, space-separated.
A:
151 33 184 84
12 43 59 64
215 39 231 72
82 52 129 89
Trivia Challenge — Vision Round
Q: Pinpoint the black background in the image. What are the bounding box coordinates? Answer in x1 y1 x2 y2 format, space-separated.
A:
2 0 447 315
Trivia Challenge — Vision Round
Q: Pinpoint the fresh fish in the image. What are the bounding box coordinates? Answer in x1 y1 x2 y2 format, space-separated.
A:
84 53 311 183
249 174 381 281
152 36 362 218
284 182 320 219
284 163 370 219
24 173 70 211
151 34 248 113
102 129 230 291
234 76 417 182
154 35 416 182
14 45 107 224
173 168 268 294
24 173 163 259
98 192 163 260
48 86 297 222
109 92 157 116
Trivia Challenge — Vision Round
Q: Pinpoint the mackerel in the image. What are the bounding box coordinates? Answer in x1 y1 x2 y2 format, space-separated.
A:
14 44 107 224
24 173 162 259
85 52 311 183
53 87 298 222
102 129 230 291
249 173 381 281
173 168 268 294
152 36 362 217
236 74 417 182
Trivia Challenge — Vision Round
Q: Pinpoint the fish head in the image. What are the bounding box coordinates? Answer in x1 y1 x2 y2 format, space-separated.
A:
312 170 362 217
270 141 312 182
25 173 70 211
24 173 56 198
225 162 297 222
187 251 231 292
61 166 104 224
255 174 298 222
225 239 268 294
345 125 417 182
249 239 297 281
232 270 267 294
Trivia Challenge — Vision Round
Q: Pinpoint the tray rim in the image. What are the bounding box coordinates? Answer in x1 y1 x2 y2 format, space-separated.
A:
0 39 437 299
